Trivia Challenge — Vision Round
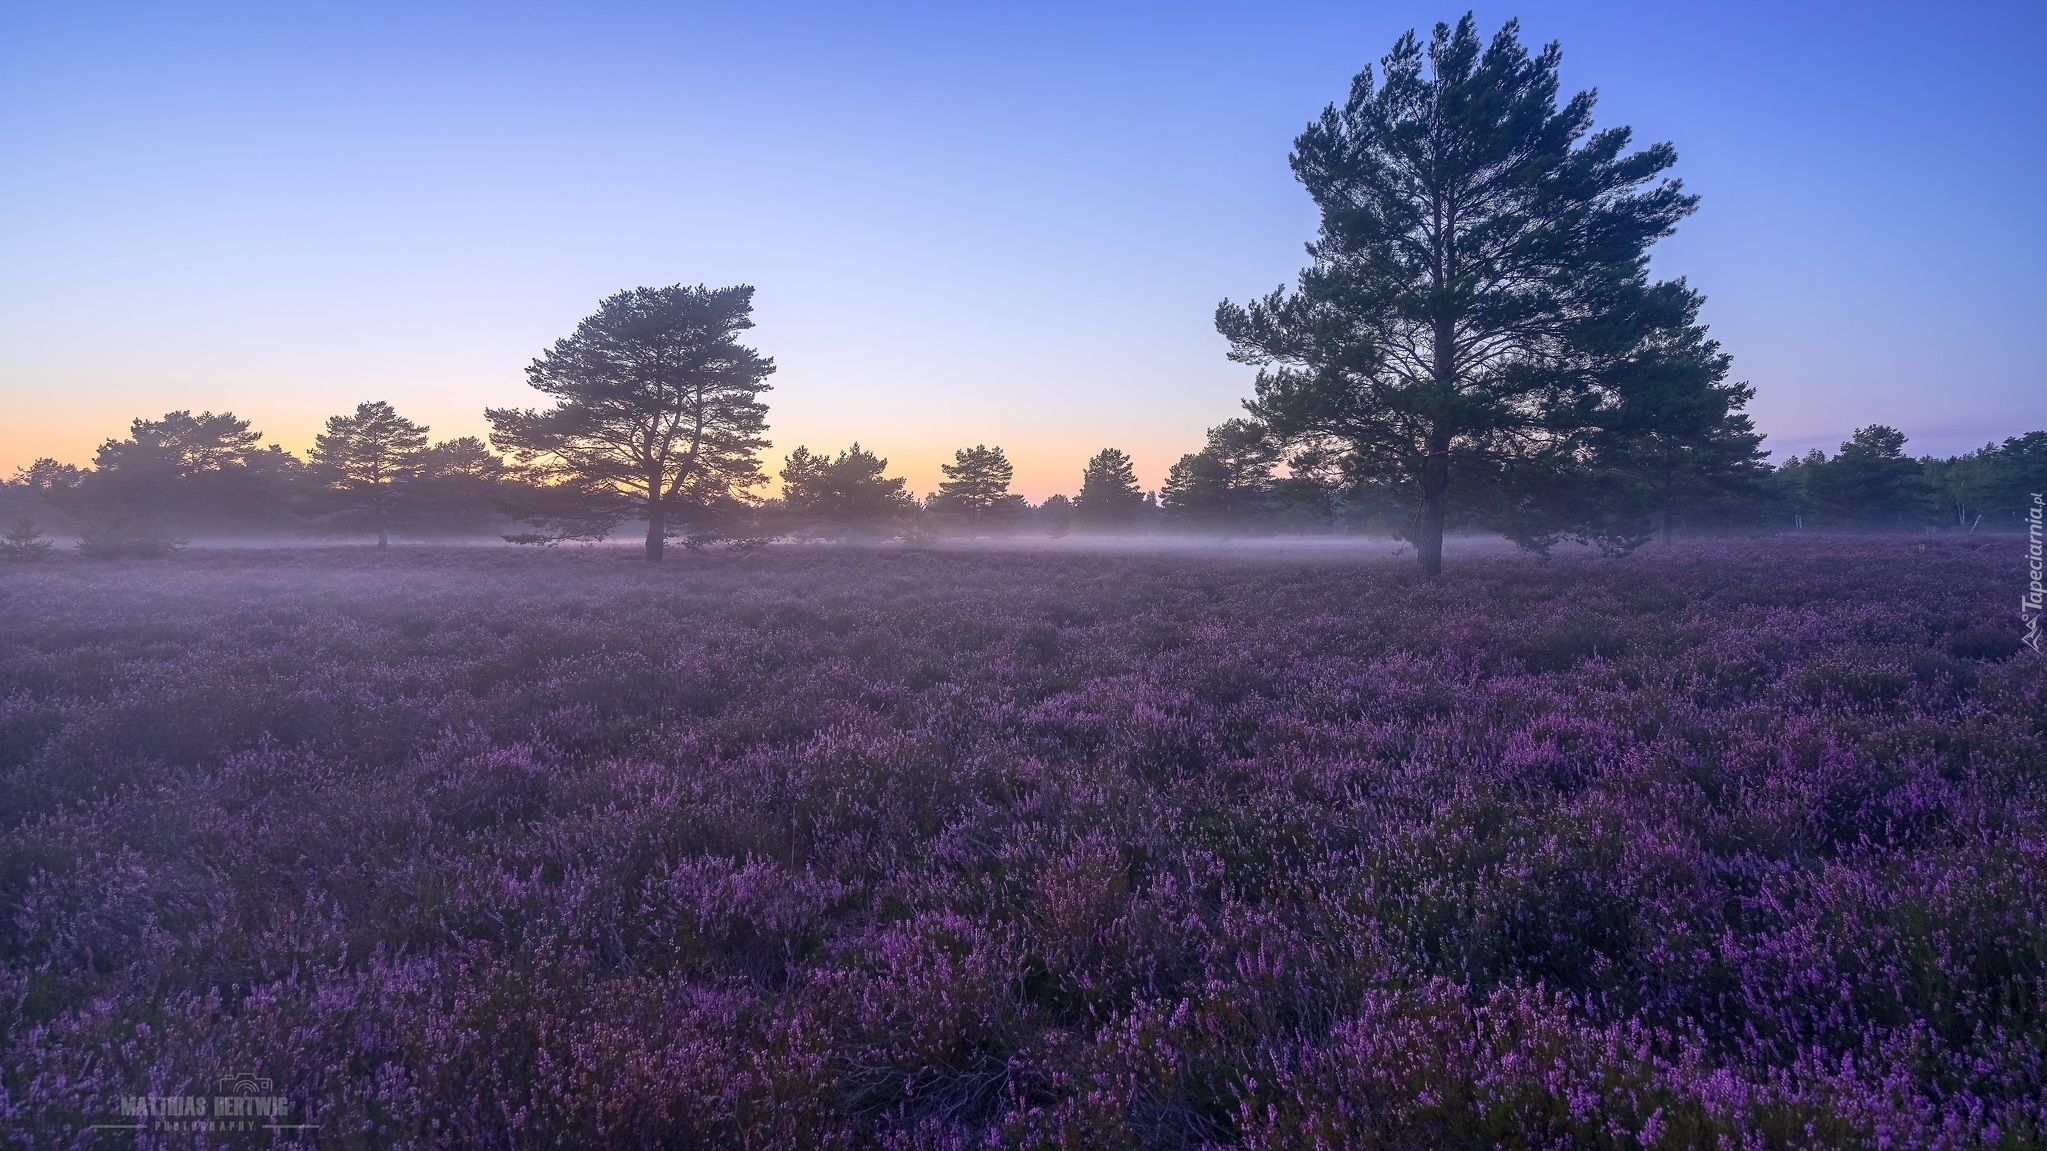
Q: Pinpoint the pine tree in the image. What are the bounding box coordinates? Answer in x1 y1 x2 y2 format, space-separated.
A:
309 401 430 548
489 285 774 561
1160 420 1280 532
1803 426 1931 528
1218 16 1703 576
1586 341 1769 545
1074 448 1144 533
69 411 284 540
0 518 53 562
779 443 915 538
930 445 1025 530
409 438 510 536
1038 494 1075 538
1986 432 2047 528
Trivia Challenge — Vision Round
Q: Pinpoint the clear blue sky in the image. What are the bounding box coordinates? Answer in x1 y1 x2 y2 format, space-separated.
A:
2 0 2041 498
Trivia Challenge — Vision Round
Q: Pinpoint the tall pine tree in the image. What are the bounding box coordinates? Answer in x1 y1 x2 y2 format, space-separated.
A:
1074 448 1144 532
1160 419 1280 532
929 445 1025 530
488 285 774 560
1217 15 1704 576
779 443 915 538
309 401 430 548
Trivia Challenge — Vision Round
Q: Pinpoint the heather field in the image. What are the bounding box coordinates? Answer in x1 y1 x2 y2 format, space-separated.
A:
3 539 2044 1149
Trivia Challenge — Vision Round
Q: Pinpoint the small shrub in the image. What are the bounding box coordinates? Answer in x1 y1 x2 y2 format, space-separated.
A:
1949 625 2022 660
0 517 54 561
75 528 184 559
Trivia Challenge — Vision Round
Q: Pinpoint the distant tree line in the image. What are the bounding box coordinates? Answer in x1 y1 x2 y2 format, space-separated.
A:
6 395 2039 563
1 406 517 558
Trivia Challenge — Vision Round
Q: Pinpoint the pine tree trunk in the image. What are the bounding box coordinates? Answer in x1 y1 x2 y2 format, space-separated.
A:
375 525 388 549
645 500 666 562
1416 484 1446 579
1415 428 1450 579
1421 281 1456 581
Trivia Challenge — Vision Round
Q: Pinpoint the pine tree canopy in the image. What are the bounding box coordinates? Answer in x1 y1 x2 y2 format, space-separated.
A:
94 411 265 478
1160 419 1281 529
932 445 1021 523
1802 425 1933 527
1075 448 1144 530
1216 14 1720 575
780 443 915 530
309 400 430 547
487 284 774 560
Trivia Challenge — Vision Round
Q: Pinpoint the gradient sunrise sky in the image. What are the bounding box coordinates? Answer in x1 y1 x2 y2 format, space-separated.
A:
2 0 2041 499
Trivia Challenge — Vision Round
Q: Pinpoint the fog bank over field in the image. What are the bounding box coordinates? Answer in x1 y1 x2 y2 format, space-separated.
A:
9 529 1640 565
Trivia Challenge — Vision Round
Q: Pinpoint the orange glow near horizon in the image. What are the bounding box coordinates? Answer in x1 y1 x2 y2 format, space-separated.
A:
1 398 1190 504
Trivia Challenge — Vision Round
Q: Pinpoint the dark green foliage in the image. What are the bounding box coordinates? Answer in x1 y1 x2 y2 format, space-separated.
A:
778 443 916 538
1038 493 1074 538
1989 431 2047 517
1926 448 1997 529
406 436 513 536
488 284 775 561
1930 431 2047 531
1591 370 1769 546
1217 15 1705 575
306 401 430 548
1160 419 1280 531
1074 448 1144 532
928 445 1026 531
1790 426 1935 529
0 518 53 562
56 411 299 544
0 460 81 535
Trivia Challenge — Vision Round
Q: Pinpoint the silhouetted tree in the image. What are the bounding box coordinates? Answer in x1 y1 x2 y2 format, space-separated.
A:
2 459 82 530
0 518 53 562
1499 354 1767 552
1584 331 1768 545
307 401 429 547
1801 426 1931 529
62 410 285 549
1771 449 1822 529
1268 443 1347 531
408 437 511 536
1038 493 1075 538
1986 432 2047 528
223 445 305 534
779 443 915 538
10 459 82 490
1161 419 1281 532
1075 448 1144 533
489 285 774 561
1926 447 1990 529
929 445 1025 531
94 410 263 479
1137 490 1163 532
1218 16 1702 576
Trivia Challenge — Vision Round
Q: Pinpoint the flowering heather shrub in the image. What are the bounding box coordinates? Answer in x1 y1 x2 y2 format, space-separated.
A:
1 538 2042 1148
